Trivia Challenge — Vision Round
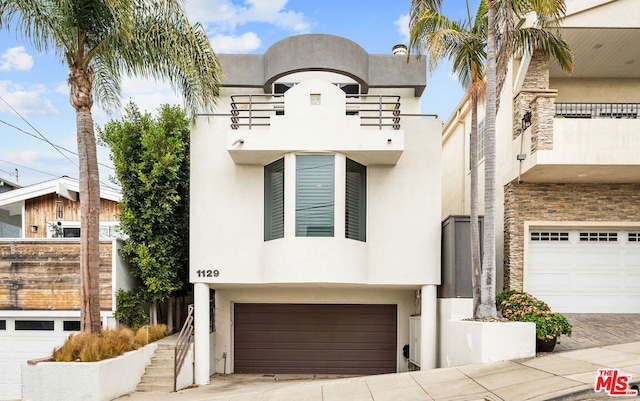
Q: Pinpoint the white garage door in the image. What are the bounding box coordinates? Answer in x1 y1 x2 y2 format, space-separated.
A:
0 318 78 401
527 229 640 313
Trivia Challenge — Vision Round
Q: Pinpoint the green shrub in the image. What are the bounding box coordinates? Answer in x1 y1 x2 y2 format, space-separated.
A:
114 288 148 330
497 289 572 340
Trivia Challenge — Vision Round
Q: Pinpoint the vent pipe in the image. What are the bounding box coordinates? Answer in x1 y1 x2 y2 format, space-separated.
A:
392 44 408 55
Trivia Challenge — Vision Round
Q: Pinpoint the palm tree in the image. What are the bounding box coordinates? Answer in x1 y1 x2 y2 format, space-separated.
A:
480 0 572 318
0 0 222 333
409 0 572 319
409 0 486 319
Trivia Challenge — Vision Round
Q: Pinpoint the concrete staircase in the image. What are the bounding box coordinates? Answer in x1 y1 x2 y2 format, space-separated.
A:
136 335 178 392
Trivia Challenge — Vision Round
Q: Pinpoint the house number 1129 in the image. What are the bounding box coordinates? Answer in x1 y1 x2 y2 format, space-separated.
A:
196 269 219 278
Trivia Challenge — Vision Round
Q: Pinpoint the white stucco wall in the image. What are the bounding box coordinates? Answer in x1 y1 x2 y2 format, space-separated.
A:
190 78 441 287
21 342 156 401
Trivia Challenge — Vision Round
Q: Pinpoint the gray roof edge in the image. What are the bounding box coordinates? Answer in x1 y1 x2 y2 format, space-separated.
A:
217 36 427 97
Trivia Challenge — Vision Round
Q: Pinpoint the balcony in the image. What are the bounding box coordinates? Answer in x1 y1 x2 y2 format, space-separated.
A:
230 94 401 130
226 91 405 166
555 103 639 119
512 102 640 183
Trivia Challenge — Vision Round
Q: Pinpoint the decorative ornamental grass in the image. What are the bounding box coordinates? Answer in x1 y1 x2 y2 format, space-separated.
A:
51 324 171 362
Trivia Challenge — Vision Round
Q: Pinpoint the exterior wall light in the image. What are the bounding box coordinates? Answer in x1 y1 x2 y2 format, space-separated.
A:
522 111 532 131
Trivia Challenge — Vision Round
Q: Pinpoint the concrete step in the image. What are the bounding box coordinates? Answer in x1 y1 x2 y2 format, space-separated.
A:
150 354 174 363
157 342 176 350
136 383 174 392
145 365 174 375
139 373 173 384
135 334 182 393
153 348 175 355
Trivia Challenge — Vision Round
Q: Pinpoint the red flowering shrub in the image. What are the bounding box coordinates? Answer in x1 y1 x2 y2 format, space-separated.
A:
497 290 572 341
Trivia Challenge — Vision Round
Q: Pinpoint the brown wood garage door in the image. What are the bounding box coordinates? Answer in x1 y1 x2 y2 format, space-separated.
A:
234 303 397 375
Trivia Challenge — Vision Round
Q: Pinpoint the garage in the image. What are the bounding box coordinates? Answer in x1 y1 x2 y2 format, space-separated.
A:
0 317 77 400
527 229 640 313
233 303 397 375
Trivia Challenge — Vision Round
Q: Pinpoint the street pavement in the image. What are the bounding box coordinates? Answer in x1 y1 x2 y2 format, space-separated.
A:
115 314 640 401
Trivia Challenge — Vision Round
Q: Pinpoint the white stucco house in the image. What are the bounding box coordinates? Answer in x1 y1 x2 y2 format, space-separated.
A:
441 0 640 313
189 34 442 382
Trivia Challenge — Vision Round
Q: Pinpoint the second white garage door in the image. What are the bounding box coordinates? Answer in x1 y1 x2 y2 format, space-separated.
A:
527 229 640 313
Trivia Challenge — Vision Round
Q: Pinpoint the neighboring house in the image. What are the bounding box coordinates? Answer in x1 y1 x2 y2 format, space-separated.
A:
0 178 20 238
441 0 640 313
0 176 132 400
190 34 442 383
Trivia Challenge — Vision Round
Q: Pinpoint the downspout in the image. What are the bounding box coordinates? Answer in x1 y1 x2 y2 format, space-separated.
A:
458 110 467 213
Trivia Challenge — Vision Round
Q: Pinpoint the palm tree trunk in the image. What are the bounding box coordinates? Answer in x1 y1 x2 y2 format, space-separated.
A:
70 66 102 334
479 0 498 319
470 98 481 319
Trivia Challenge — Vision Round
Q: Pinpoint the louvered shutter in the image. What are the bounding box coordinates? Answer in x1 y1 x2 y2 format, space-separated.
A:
264 158 285 240
345 158 366 241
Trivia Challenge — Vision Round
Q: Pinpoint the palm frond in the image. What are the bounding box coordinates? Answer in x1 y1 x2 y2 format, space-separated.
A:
409 0 444 32
0 0 72 54
513 27 573 72
110 0 222 115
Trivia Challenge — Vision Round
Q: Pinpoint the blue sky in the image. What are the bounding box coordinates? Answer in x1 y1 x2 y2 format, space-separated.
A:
0 0 479 187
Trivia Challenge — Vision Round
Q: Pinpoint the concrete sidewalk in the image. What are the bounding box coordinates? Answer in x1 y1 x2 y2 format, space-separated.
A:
116 341 640 401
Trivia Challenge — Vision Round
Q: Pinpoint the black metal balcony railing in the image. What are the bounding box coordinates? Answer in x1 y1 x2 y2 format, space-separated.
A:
230 94 401 130
555 103 639 119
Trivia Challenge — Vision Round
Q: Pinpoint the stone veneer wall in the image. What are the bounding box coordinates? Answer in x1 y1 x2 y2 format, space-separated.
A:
503 182 640 290
529 92 556 153
512 51 550 139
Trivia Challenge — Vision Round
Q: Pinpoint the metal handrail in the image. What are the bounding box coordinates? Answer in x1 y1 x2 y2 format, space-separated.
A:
229 94 401 130
555 102 639 119
173 304 194 392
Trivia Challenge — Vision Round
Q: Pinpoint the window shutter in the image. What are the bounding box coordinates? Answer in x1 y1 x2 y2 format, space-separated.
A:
346 158 366 241
296 155 335 237
264 158 285 240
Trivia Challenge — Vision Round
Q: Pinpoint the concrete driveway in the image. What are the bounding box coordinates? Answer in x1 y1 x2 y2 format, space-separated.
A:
555 313 640 352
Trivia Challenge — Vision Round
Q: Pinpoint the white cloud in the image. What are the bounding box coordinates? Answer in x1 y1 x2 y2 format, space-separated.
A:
395 14 410 44
0 81 59 117
4 150 63 165
118 77 183 114
186 0 311 33
211 32 261 53
0 47 34 71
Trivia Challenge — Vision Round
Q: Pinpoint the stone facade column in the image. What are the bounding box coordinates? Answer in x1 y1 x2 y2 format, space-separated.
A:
503 181 524 290
530 91 557 153
512 51 551 140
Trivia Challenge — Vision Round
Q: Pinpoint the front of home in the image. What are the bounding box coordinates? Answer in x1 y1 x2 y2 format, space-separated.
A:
441 0 640 313
0 177 131 400
189 34 442 383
